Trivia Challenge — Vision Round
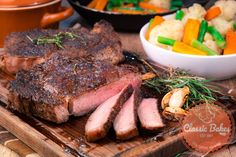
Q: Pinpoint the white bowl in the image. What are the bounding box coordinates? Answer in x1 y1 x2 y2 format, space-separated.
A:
140 23 236 80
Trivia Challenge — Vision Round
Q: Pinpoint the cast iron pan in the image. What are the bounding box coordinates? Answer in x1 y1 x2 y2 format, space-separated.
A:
67 0 177 32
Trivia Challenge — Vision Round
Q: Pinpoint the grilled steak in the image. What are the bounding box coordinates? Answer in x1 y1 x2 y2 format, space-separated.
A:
85 85 133 142
113 89 141 140
9 54 137 123
69 73 141 116
137 98 165 130
1 20 123 74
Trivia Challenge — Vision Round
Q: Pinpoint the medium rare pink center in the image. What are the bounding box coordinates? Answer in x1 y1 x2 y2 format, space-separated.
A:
85 93 120 132
114 93 135 132
138 98 164 128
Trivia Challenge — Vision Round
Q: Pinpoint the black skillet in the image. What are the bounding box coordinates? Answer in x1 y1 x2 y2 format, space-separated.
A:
67 0 177 32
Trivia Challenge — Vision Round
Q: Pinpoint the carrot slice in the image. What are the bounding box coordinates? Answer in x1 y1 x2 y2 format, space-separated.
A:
183 19 200 45
87 0 98 8
95 0 108 11
112 8 145 14
145 16 165 40
224 29 236 55
173 41 207 56
139 2 168 13
205 6 221 21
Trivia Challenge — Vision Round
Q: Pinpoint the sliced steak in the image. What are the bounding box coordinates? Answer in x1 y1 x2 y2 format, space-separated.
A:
85 85 133 142
69 73 141 116
113 89 141 140
9 54 138 123
137 98 165 130
1 20 123 74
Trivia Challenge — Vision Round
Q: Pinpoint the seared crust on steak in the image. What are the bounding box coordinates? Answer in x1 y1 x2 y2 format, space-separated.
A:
9 54 135 123
1 20 123 74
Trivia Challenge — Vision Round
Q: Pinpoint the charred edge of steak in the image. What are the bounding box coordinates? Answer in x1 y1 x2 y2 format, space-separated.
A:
85 85 133 142
91 20 123 64
8 91 69 123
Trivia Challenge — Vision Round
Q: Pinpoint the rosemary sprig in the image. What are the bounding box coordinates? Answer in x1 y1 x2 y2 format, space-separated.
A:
27 32 79 49
144 70 220 109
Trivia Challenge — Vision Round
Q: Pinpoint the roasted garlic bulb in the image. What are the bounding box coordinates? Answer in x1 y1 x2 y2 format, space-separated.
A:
161 86 190 121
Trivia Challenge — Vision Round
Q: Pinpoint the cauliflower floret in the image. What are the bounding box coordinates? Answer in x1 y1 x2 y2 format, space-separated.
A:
211 17 233 36
215 0 236 21
149 20 184 49
149 0 171 9
182 3 206 24
204 32 213 41
203 40 222 55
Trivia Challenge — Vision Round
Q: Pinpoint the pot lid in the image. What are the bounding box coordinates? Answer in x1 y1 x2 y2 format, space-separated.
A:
0 0 54 8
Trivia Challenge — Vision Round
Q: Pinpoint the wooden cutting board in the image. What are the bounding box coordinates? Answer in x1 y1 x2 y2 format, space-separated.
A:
0 68 188 157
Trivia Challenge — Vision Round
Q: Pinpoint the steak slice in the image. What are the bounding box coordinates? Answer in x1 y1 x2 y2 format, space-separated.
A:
137 98 165 130
9 54 137 123
85 85 133 142
69 73 141 116
113 89 141 140
1 20 123 74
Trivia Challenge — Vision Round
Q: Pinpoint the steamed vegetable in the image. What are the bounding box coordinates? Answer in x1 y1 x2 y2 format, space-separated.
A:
191 39 218 56
170 0 183 11
139 2 168 13
95 0 108 11
181 4 206 25
183 19 200 45
149 0 171 10
207 26 226 49
211 18 234 36
214 0 236 21
112 7 145 14
233 23 236 31
147 2 236 56
175 10 185 20
224 30 236 55
205 7 221 21
149 20 184 46
88 0 98 8
146 16 164 40
172 41 207 56
88 0 169 14
198 20 208 43
158 36 176 46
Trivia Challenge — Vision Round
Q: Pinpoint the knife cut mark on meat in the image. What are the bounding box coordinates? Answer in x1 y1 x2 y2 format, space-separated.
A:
85 85 133 142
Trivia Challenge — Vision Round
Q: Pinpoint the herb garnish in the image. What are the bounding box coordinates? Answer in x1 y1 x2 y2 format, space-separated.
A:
27 32 79 49
144 70 220 109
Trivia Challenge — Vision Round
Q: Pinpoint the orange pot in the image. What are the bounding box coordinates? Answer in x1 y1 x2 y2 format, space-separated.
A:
0 0 74 47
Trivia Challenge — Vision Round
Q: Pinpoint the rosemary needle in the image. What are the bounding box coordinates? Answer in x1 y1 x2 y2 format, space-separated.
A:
144 70 220 109
27 32 80 49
